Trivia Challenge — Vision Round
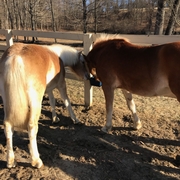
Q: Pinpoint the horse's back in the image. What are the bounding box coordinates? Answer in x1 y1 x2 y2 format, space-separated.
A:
3 43 61 85
88 40 160 85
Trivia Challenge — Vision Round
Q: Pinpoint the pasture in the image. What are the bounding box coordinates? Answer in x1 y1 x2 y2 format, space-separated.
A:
0 47 179 179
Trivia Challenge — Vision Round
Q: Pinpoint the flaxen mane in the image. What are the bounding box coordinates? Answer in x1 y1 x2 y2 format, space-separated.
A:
93 34 130 47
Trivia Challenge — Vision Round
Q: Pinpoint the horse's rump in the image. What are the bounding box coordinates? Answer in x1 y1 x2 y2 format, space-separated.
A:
0 43 61 129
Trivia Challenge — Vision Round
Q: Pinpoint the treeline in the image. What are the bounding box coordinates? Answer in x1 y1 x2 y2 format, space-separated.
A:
0 0 180 35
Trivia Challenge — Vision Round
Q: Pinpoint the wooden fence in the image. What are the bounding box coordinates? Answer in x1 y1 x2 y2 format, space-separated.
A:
1 29 180 106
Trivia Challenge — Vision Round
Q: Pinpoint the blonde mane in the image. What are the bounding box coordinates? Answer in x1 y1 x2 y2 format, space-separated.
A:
94 34 130 45
44 44 79 66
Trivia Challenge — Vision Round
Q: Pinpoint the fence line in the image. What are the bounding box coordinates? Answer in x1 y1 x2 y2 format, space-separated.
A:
93 34 180 45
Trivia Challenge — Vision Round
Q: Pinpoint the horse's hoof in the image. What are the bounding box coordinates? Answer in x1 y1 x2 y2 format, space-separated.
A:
7 160 17 168
101 126 112 133
133 121 142 130
174 155 180 167
75 121 84 125
32 158 43 169
73 118 81 125
52 117 60 124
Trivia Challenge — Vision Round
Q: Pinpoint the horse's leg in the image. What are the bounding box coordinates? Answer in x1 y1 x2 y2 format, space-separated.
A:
47 91 60 123
58 81 80 124
101 86 114 133
4 121 16 168
28 95 43 168
121 90 142 130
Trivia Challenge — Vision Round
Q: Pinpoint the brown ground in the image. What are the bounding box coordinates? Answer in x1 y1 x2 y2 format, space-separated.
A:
0 44 180 179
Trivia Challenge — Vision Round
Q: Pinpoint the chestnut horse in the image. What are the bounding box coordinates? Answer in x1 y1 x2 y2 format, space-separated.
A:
85 34 180 133
0 43 88 168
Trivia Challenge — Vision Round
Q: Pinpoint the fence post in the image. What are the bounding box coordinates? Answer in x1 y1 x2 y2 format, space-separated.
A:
5 29 13 47
83 33 93 107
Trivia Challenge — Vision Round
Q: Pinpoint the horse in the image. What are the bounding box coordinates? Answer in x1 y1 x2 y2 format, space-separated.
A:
84 34 180 133
0 42 88 168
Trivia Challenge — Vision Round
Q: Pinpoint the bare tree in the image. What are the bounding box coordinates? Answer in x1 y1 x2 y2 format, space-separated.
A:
165 0 180 35
4 0 14 29
49 0 56 32
13 0 19 30
49 0 56 42
82 0 87 33
1 0 180 35
154 0 166 35
28 0 39 42
2 0 9 29
94 0 97 33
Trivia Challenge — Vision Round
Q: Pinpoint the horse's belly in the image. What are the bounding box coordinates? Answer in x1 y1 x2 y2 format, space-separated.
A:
126 77 176 98
129 86 175 98
151 77 176 98
136 83 175 98
153 86 176 98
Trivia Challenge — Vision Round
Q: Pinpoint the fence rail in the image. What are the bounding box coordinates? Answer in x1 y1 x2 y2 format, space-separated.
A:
1 29 180 106
93 34 180 45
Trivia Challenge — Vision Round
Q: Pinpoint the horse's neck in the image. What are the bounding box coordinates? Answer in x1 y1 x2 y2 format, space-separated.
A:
45 45 78 67
60 51 78 67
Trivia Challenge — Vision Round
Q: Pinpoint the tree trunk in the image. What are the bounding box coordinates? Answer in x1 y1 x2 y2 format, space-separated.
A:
147 2 154 35
5 0 14 29
165 0 180 35
49 0 57 42
3 0 9 29
29 0 35 42
82 0 87 33
154 0 166 35
94 0 97 33
13 0 19 29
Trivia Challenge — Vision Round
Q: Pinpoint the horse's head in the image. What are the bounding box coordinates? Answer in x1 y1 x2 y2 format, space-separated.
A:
83 54 98 80
70 52 90 80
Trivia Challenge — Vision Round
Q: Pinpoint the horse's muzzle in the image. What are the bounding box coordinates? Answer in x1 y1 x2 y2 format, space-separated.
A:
89 77 102 87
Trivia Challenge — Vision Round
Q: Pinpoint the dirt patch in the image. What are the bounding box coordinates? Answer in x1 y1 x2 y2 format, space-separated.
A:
0 78 179 180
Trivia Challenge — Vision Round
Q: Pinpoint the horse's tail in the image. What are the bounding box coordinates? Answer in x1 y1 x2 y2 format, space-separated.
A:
3 55 29 130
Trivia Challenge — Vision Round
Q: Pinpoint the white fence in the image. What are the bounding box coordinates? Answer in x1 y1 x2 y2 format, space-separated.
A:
1 29 180 106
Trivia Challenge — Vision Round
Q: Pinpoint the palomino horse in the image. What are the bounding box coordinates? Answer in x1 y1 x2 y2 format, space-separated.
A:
85 34 179 133
0 43 88 168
